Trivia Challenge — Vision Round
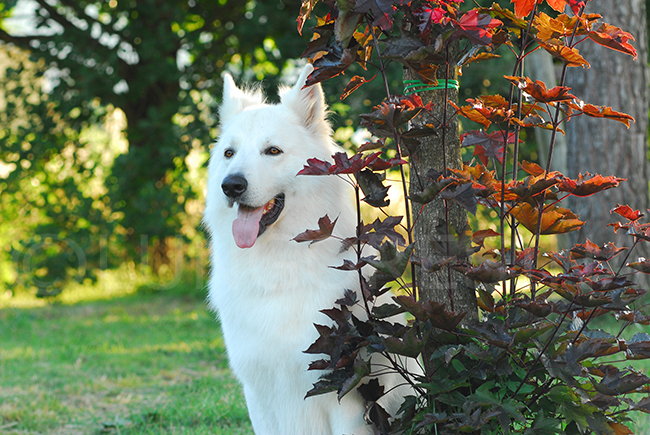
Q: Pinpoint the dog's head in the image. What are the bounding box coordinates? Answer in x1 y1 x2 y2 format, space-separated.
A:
208 64 334 249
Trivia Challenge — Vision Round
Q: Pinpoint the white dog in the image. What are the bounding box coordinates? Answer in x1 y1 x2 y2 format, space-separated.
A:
204 64 410 435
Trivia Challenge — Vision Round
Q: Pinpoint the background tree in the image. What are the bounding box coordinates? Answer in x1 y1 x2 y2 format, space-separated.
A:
0 0 306 293
565 0 649 255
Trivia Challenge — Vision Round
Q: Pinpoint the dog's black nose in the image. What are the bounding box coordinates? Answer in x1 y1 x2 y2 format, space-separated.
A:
222 174 248 198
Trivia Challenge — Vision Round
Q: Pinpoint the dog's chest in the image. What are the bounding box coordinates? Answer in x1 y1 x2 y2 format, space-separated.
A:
210 242 357 380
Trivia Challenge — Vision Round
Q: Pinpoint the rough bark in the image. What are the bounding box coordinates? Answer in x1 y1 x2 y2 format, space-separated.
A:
565 0 649 262
404 46 478 324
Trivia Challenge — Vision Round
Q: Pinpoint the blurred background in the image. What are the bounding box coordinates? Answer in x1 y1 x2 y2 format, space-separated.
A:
0 0 515 302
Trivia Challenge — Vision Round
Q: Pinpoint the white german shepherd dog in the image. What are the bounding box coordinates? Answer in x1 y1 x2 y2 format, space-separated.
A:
204 64 409 435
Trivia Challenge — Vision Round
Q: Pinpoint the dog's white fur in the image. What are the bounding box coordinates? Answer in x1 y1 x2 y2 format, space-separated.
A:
204 64 409 435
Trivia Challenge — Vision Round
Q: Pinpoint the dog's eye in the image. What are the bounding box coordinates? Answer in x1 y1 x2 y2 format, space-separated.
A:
265 146 283 156
224 149 234 158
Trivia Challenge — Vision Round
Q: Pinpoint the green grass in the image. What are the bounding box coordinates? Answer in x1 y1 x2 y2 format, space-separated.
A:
0 280 253 434
3 276 650 435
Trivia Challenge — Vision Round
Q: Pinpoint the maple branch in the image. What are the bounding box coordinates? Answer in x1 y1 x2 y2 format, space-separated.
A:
365 15 418 301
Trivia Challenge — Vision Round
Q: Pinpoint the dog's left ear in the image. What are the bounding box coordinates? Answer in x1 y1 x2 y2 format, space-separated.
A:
280 64 329 135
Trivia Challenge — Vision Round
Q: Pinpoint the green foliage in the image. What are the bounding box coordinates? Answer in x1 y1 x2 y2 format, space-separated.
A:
0 0 306 294
295 0 650 434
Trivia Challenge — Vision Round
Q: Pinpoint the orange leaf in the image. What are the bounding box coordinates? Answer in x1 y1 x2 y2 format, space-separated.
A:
451 96 513 129
538 39 590 67
545 0 566 12
472 229 501 247
510 203 584 234
520 160 545 176
558 173 625 197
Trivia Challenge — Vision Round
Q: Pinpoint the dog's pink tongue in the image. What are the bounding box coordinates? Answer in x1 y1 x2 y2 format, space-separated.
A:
232 205 264 248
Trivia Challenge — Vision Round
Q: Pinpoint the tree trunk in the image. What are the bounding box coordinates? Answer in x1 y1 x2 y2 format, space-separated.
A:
405 46 478 324
565 0 649 261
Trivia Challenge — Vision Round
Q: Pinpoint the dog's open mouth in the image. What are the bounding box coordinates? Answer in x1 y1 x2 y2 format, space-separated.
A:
232 193 285 249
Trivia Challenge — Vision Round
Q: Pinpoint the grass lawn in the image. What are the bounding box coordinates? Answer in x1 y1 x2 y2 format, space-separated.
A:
0 277 253 434
3 276 650 435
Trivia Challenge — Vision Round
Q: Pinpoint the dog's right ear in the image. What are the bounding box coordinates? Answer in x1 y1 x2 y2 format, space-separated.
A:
279 64 330 136
219 74 264 126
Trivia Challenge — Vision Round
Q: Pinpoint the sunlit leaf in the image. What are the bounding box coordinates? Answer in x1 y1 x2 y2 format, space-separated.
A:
611 204 644 221
558 173 625 197
520 160 545 176
538 39 589 67
511 0 540 18
588 21 637 60
510 203 584 234
297 0 320 35
505 75 576 103
341 75 374 100
567 100 635 128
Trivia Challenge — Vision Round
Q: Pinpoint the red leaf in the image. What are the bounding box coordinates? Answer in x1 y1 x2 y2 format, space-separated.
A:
511 0 541 18
567 100 635 128
611 204 644 221
461 129 517 165
454 10 503 45
588 22 637 60
307 45 358 87
545 0 566 11
293 215 338 244
451 95 513 129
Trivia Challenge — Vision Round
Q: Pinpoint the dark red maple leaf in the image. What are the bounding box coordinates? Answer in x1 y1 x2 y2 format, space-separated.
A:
293 215 338 245
570 239 627 261
353 0 398 31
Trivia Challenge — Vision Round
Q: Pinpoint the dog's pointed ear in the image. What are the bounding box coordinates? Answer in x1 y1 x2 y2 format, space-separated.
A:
280 64 330 135
219 73 264 126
